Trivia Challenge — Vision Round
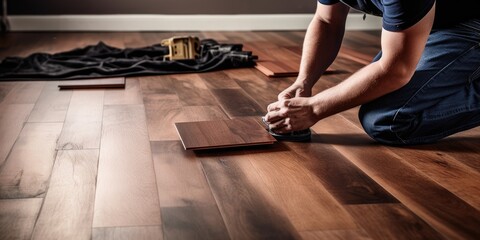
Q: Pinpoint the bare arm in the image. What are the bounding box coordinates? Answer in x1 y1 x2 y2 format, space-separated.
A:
266 3 436 133
278 2 349 99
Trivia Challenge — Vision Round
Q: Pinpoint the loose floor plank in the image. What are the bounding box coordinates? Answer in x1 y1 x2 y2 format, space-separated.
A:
175 117 276 150
58 77 126 90
312 114 480 239
32 150 99 240
0 198 43 240
93 104 161 228
56 90 104 150
151 141 230 239
92 226 163 240
28 81 72 123
0 123 63 198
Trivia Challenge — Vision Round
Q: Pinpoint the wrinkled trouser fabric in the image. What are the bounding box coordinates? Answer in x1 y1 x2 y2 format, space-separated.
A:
359 18 480 145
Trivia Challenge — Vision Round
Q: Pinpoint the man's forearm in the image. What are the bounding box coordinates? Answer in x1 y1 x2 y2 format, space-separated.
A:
296 8 347 89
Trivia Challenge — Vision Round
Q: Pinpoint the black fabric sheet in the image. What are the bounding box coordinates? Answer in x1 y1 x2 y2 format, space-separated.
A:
0 39 256 80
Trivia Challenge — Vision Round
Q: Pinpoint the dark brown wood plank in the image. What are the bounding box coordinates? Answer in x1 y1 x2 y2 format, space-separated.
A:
285 137 399 205
245 146 357 231
198 71 242 89
32 150 99 240
345 204 445 239
93 104 161 228
312 114 480 239
151 141 230 239
300 229 372 240
175 117 276 150
0 198 43 240
0 123 63 198
200 154 300 240
172 74 218 106
210 89 265 117
58 77 125 90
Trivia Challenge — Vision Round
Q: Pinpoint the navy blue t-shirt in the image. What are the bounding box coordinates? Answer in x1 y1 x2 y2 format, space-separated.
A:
318 0 479 31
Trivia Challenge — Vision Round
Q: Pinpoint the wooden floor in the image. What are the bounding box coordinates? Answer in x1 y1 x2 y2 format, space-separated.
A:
1 31 480 240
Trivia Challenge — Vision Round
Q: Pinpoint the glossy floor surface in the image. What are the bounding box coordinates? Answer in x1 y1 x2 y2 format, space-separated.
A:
1 31 479 240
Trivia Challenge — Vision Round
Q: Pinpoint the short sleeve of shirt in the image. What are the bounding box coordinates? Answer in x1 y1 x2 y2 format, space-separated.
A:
317 0 339 4
381 0 435 31
316 0 435 32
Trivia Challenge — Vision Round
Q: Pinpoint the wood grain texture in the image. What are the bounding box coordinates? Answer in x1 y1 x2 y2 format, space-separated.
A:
246 146 357 231
312 114 480 239
211 88 265 117
201 154 300 240
175 117 276 150
32 150 99 240
58 77 125 90
28 81 72 123
93 104 161 228
0 198 43 240
0 81 45 104
57 90 104 150
172 74 218 106
0 123 63 198
285 137 398 205
347 204 445 239
0 104 34 167
345 204 444 240
199 71 241 89
300 229 372 240
103 78 142 105
151 141 230 239
92 226 163 240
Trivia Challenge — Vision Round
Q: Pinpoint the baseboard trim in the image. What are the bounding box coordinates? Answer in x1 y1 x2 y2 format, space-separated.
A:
9 14 381 31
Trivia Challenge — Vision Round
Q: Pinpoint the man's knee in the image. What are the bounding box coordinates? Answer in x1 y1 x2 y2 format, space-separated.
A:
358 105 407 145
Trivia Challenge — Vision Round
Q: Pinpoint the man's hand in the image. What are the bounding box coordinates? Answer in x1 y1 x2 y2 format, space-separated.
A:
264 97 319 134
278 82 312 100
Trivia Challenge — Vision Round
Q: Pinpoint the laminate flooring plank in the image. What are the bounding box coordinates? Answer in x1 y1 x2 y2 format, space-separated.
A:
172 74 218 106
0 82 15 103
0 104 34 167
58 77 126 90
27 81 72 123
0 122 63 198
246 146 357 231
175 117 275 150
312 114 480 239
0 198 43 240
199 71 241 89
300 229 372 240
285 137 398 205
56 90 104 150
104 78 142 105
200 154 300 240
32 150 99 240
151 141 230 239
93 104 161 228
92 226 163 240
143 92 186 141
339 109 480 209
345 204 445 240
0 81 45 104
210 89 265 118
